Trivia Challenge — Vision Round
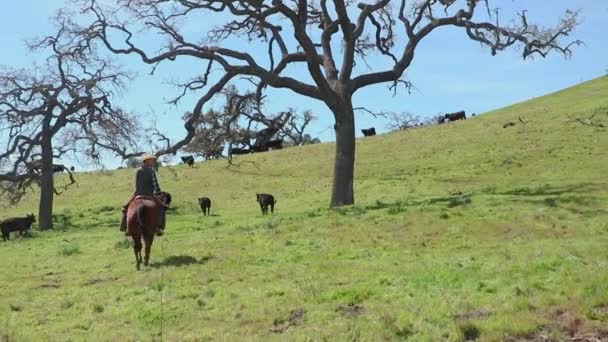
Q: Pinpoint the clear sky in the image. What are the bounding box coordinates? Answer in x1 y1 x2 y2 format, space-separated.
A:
1 1 607 168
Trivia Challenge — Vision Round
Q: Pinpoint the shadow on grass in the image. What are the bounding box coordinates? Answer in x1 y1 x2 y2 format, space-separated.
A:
150 254 213 268
364 193 473 213
488 183 601 197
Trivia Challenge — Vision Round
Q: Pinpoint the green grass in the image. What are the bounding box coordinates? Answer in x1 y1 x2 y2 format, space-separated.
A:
1 76 608 341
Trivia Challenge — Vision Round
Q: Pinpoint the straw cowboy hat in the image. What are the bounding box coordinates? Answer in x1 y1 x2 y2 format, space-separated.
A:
140 153 157 162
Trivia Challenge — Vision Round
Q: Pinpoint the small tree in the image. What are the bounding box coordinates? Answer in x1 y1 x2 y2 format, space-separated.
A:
0 31 138 229
65 0 581 206
279 110 318 146
386 112 421 131
184 88 316 157
181 109 226 160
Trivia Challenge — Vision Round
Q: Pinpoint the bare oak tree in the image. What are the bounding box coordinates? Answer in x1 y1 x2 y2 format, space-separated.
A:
386 112 421 131
0 32 138 229
65 0 581 206
279 110 318 146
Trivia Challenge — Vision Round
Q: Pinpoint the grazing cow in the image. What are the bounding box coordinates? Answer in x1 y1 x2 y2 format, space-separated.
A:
52 164 67 173
256 193 276 215
181 155 195 167
198 197 211 216
361 127 376 136
1 214 36 241
444 110 466 122
230 147 251 155
265 139 284 150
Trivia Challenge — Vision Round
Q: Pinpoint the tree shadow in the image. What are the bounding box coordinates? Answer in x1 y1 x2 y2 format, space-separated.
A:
491 183 600 197
150 254 213 268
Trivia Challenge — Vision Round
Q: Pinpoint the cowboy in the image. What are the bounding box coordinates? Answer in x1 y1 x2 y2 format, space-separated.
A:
120 153 165 235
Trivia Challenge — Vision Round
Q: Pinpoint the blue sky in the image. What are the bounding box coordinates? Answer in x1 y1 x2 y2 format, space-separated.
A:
1 1 607 168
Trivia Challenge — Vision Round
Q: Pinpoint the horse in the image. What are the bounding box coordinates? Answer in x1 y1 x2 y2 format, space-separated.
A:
125 192 171 270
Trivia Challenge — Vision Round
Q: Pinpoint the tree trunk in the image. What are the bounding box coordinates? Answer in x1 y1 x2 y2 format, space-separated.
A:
330 106 355 207
38 131 54 230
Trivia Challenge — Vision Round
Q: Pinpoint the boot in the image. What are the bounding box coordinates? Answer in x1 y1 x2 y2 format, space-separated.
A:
156 208 165 236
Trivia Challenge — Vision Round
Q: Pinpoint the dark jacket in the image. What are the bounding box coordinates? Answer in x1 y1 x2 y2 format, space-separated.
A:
135 165 161 196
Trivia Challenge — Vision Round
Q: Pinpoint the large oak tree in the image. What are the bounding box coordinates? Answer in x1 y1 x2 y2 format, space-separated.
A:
0 28 139 229
65 0 580 206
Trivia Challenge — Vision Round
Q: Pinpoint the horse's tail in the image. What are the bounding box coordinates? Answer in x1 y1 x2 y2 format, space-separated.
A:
136 203 146 235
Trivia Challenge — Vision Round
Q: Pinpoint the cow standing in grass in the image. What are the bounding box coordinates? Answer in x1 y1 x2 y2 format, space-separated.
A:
1 214 36 241
444 110 466 122
181 155 195 167
198 197 211 216
361 128 376 136
256 193 276 215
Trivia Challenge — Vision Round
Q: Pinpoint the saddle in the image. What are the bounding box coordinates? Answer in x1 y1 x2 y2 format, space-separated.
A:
132 195 170 208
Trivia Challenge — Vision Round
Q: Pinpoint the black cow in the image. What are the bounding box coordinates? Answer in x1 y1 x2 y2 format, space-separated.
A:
444 110 466 122
1 214 35 241
230 147 251 155
52 164 67 173
256 193 276 215
181 155 195 167
159 191 172 206
265 139 284 150
361 127 376 136
198 197 211 216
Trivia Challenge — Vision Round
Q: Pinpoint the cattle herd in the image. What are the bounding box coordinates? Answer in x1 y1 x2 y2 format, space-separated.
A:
2 110 477 241
1 192 277 241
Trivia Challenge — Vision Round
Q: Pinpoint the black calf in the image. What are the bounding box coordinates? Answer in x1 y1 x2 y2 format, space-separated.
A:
361 127 376 136
230 148 251 155
256 193 276 215
159 191 172 206
52 164 67 173
198 197 211 216
1 214 36 241
181 155 195 167
265 139 284 150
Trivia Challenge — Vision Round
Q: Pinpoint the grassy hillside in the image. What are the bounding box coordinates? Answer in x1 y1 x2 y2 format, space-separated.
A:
1 76 608 341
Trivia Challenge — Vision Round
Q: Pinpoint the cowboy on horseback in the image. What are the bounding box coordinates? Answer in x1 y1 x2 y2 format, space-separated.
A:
120 153 165 235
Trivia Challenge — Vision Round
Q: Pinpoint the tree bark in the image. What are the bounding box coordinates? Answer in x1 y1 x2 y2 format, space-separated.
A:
38 128 54 230
330 105 355 207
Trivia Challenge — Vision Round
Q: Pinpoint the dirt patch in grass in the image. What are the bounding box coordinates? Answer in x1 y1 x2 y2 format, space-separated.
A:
506 309 608 341
336 303 365 317
83 277 118 286
37 283 61 289
453 309 491 321
271 308 305 334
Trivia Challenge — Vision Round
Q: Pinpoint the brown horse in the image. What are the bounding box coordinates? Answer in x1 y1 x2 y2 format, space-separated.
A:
126 192 170 270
